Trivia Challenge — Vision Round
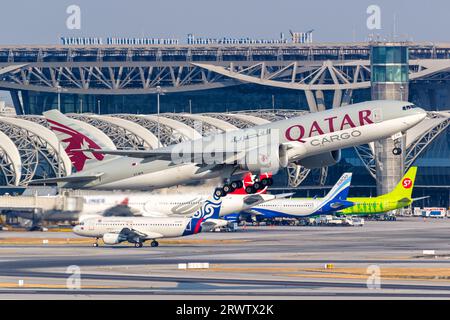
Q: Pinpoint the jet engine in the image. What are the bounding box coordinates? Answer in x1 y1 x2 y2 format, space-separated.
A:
295 150 341 169
102 233 123 245
239 145 288 173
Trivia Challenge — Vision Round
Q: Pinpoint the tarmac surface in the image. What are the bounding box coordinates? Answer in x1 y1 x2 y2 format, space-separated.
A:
0 217 450 299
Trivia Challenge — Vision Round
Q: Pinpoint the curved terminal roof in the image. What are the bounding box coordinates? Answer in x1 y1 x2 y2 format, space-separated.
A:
0 116 72 184
0 130 21 186
144 115 202 141
98 115 159 149
181 114 238 133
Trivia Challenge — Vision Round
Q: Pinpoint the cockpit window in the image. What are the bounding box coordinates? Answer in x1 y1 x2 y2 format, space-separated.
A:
402 104 417 110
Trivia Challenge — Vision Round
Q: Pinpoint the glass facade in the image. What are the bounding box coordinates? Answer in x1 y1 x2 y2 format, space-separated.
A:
22 84 311 115
371 46 409 83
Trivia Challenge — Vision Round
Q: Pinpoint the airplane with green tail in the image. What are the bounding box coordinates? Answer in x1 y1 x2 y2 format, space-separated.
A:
338 166 426 215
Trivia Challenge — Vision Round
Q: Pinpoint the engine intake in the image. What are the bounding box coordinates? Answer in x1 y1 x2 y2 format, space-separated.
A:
102 233 123 245
239 145 288 173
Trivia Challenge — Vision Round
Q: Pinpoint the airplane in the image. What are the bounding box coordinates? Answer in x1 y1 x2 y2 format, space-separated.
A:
32 100 426 195
337 166 425 216
224 172 353 221
72 190 228 248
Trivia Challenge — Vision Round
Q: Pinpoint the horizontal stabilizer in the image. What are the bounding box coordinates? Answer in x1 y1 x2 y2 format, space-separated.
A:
330 200 354 209
28 173 103 185
412 196 430 202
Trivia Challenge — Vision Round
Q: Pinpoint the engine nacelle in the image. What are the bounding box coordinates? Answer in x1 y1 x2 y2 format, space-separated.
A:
239 145 288 173
295 150 341 169
102 233 123 245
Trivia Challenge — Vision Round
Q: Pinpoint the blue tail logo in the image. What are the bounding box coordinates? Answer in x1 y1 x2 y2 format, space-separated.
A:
184 193 222 235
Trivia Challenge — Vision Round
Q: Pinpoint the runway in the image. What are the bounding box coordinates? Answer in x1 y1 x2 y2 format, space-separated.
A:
1 217 450 299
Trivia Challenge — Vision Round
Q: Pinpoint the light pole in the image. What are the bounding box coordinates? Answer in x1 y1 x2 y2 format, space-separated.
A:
56 85 62 111
97 99 101 114
56 85 62 178
156 86 162 148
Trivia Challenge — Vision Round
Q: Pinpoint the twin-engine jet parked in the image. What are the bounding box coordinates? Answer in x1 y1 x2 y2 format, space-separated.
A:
73 191 227 248
32 101 426 194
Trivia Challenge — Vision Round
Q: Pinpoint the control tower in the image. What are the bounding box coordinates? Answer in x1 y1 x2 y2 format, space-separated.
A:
371 43 409 195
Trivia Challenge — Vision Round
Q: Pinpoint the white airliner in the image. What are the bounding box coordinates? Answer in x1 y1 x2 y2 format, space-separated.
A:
33 101 426 194
73 191 227 248
80 189 288 220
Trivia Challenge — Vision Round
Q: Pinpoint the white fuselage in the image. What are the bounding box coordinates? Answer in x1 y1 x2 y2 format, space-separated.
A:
251 198 324 217
74 217 190 239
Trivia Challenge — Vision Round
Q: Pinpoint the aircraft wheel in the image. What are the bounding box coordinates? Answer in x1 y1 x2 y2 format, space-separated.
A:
134 242 143 248
230 181 241 189
92 243 99 247
214 187 226 198
261 178 270 187
223 184 234 194
151 240 159 247
245 186 256 194
392 147 402 155
253 182 262 190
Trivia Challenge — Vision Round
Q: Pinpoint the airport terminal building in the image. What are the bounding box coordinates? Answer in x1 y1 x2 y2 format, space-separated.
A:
0 41 449 207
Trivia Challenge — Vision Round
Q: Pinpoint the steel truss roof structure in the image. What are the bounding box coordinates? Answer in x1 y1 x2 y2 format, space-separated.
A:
3 42 450 116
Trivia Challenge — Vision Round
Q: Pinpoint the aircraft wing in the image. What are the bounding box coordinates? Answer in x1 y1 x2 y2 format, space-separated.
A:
28 173 104 185
119 227 164 240
79 148 243 161
330 200 354 209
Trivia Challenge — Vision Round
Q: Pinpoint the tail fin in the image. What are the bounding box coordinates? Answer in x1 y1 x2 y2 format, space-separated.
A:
387 166 417 200
323 172 353 202
43 110 116 172
186 191 224 235
229 172 272 195
316 173 353 213
193 192 223 221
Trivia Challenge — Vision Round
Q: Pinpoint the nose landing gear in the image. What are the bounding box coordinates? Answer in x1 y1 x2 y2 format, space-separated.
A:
391 133 404 156
392 147 402 155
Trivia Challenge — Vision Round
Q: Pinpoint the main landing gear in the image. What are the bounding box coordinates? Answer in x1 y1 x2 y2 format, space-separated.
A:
150 240 159 247
214 177 274 198
93 238 99 247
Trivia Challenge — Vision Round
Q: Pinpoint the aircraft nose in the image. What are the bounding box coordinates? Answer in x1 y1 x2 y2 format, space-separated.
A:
73 225 82 235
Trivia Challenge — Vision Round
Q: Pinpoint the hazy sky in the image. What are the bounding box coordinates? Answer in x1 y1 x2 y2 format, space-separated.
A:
0 0 448 44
